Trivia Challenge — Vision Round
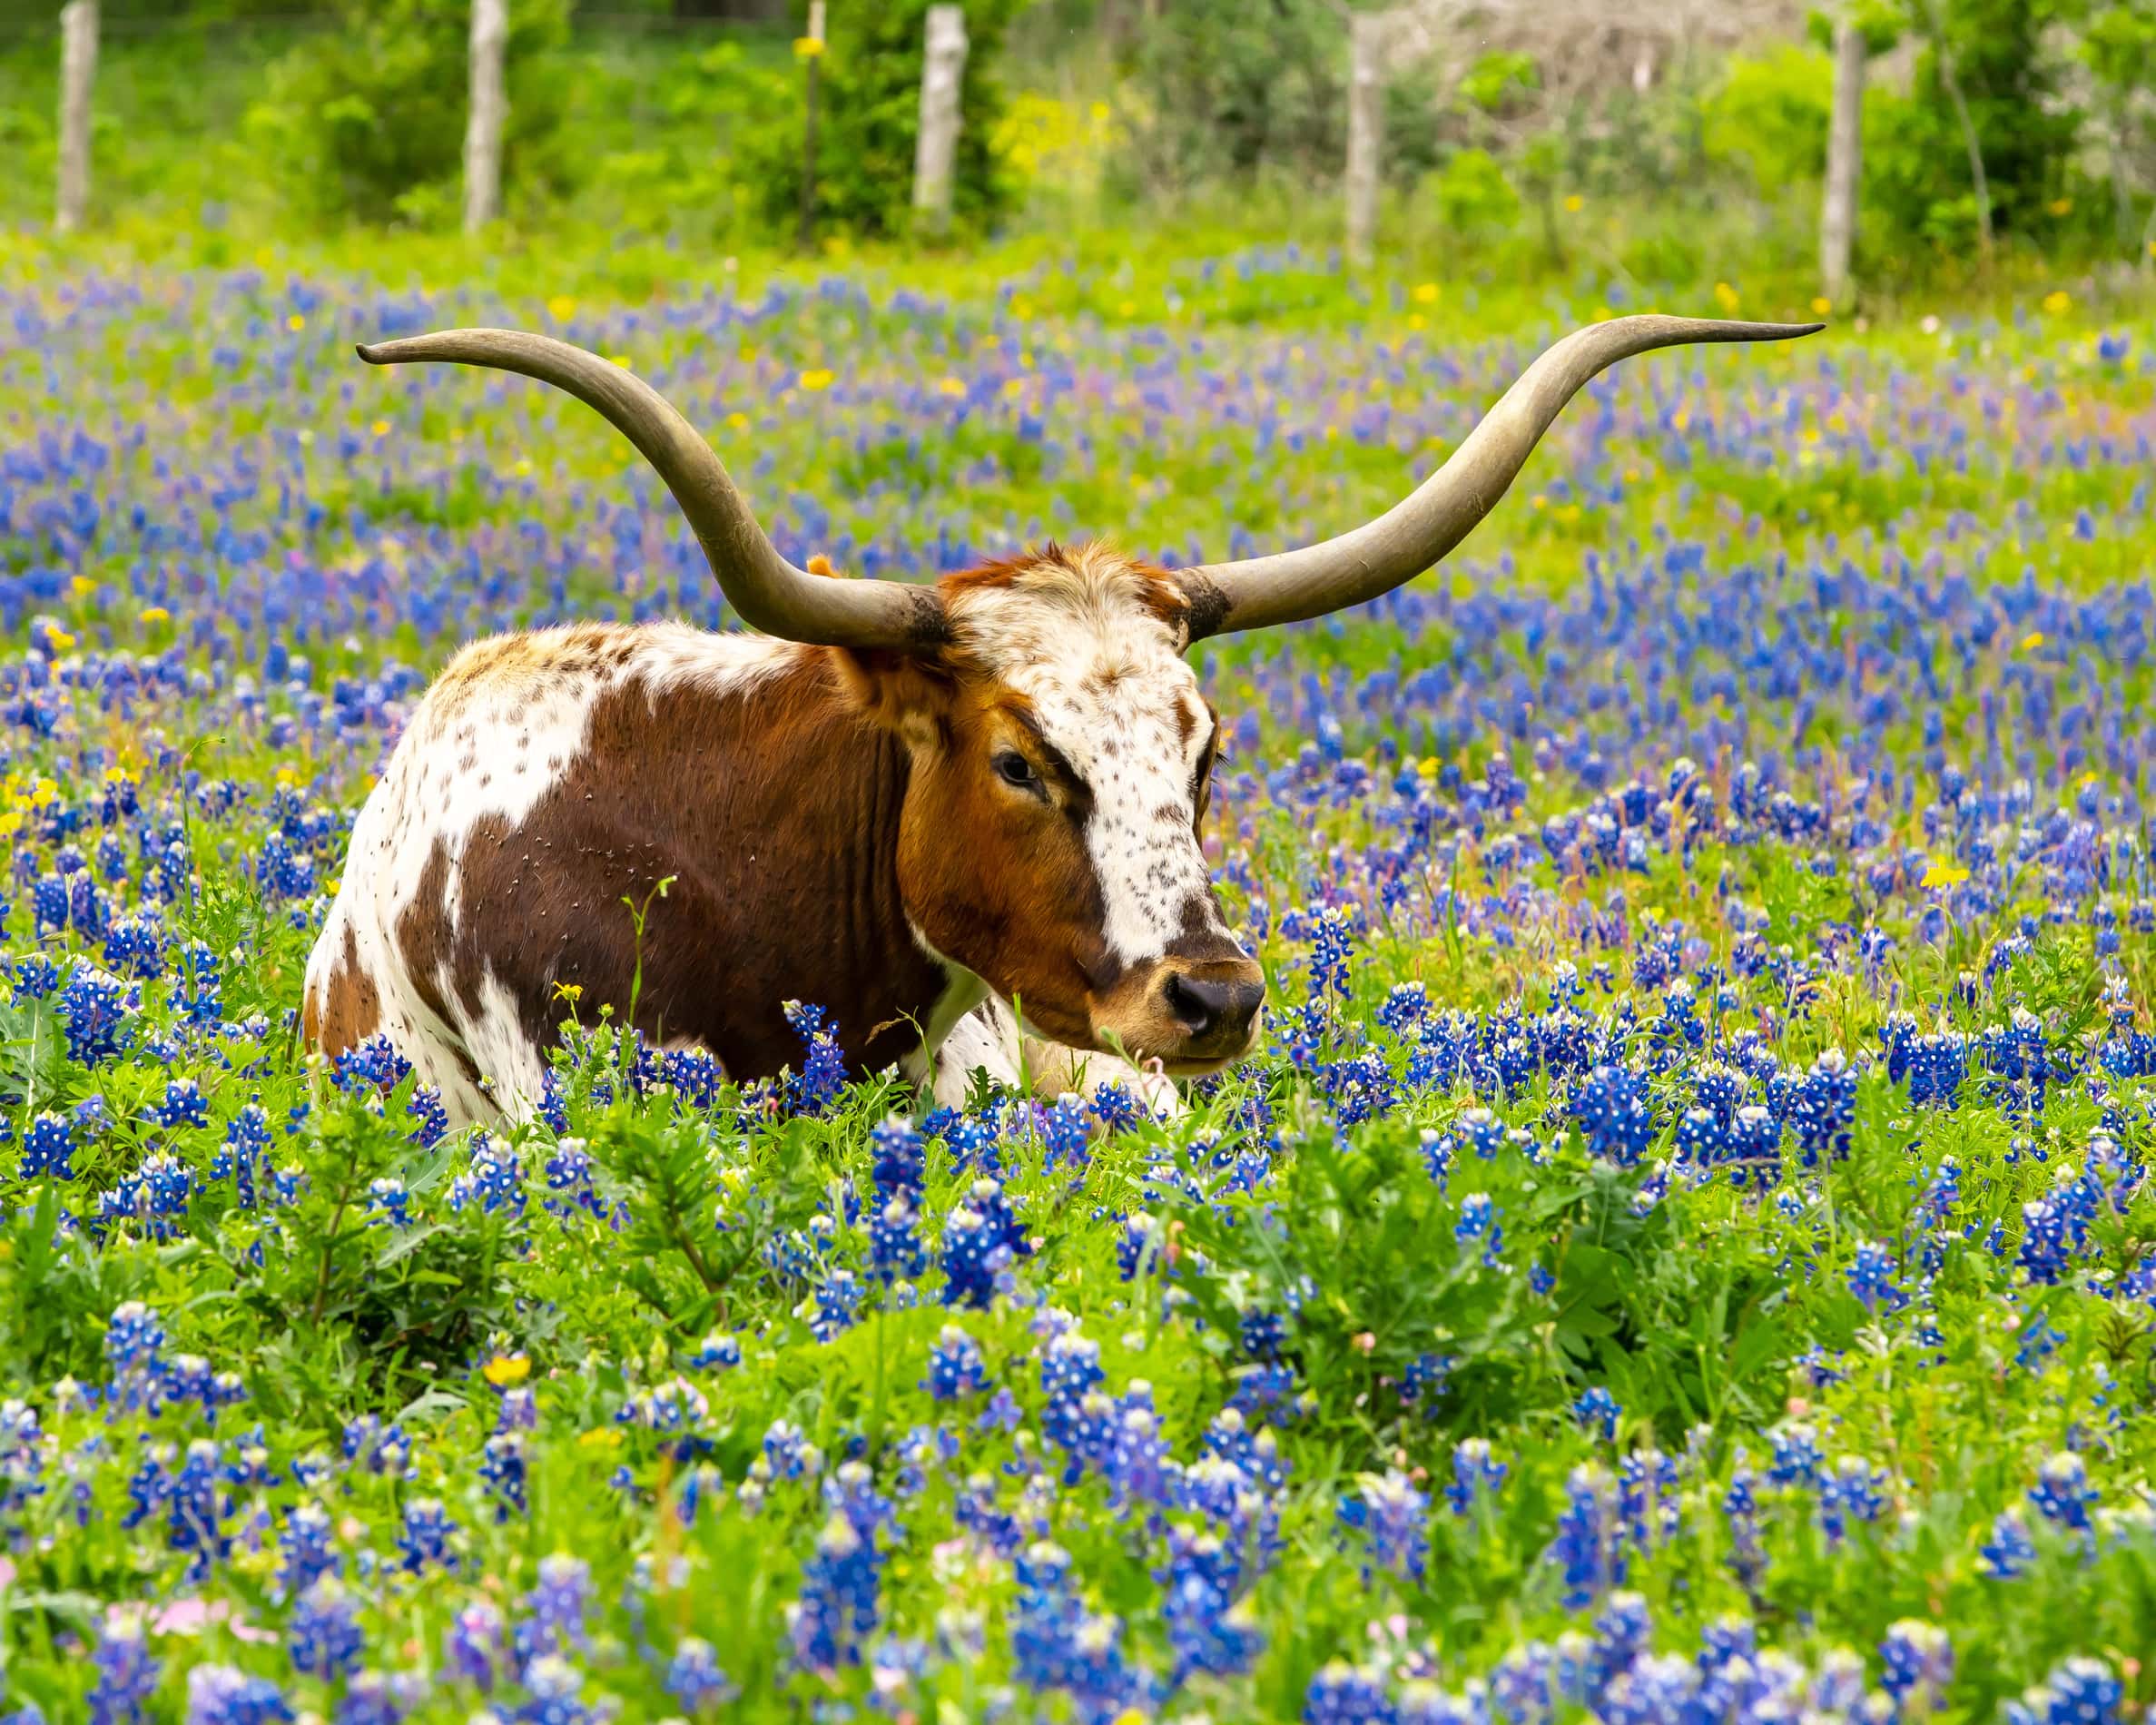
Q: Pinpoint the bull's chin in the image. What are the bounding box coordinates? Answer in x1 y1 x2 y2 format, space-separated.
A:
1085 1021 1263 1079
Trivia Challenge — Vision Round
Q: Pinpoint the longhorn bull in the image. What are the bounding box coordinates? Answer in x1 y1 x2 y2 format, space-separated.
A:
302 315 1816 1122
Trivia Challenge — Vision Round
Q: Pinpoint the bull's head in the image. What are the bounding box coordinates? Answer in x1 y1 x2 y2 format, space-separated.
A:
358 313 1816 1075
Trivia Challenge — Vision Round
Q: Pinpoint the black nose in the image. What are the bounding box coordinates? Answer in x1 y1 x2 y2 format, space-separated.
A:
1162 969 1265 1044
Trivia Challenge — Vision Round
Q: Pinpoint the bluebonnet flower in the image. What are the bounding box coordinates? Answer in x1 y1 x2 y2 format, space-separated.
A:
89 1608 159 1725
1088 1079 1146 1131
870 1195 926 1286
10 952 60 1003
1878 1621 1954 1712
871 1115 926 1199
1379 981 1428 1035
1980 1506 2035 1579
1402 1351 1454 1410
1849 1240 1907 1313
365 1178 410 1227
522 1552 593 1657
806 1267 865 1341
19 1113 74 1180
1788 1048 1856 1165
2008 1659 2123 1725
1618 1449 1681 1552
1454 1192 1501 1263
288 1577 365 1678
277 1503 340 1597
686 1331 743 1371
1767 1422 1824 1486
940 1177 1029 1307
57 964 135 1065
105 1302 167 1414
332 1671 423 1725
1817 1454 1888 1547
1571 1065 1655 1165
443 1600 507 1689
2030 1451 2097 1537
787 1509 882 1669
1009 1542 1151 1720
214 1103 271 1208
406 1085 448 1148
342 1414 412 1476
927 1326 989 1400
1304 1661 1396 1725
1340 1469 1429 1583
478 1433 527 1518
1547 1463 1624 1607
1722 1453 1765 1587
151 1078 208 1129
782 1000 846 1115
183 1666 291 1725
762 1419 822 1482
1241 1308 1287 1358
1162 1535 1265 1682
1572 1386 1619 1440
398 1498 458 1572
665 1637 737 1713
1446 1438 1506 1515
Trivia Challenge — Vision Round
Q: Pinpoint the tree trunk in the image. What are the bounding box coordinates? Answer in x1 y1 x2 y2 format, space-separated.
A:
1344 11 1386 271
1819 16 1865 305
463 0 507 236
912 5 968 239
55 0 98 234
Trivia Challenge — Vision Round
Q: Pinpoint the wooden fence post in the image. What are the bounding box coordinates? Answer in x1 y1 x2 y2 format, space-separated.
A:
1344 10 1387 271
912 4 968 238
55 0 98 234
1819 15 1865 304
463 0 507 235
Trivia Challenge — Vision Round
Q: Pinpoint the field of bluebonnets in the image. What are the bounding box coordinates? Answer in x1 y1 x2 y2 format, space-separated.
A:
1 232 2155 1725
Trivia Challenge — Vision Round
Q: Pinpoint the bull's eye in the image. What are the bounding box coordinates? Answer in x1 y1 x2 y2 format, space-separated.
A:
993 750 1039 791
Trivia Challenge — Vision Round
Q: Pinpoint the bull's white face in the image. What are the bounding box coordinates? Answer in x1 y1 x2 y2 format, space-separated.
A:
866 544 1265 1071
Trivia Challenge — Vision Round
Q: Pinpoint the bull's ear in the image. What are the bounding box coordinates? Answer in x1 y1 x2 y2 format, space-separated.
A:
831 646 956 750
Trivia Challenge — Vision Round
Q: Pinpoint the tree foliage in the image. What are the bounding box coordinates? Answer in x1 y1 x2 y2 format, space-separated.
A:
243 0 576 227
735 0 1022 241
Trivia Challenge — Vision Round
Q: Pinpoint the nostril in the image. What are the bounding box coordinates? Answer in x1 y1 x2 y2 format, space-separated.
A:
1163 971 1219 1036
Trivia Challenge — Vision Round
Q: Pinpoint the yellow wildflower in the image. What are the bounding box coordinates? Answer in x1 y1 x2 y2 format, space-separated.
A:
481 1354 530 1387
799 368 835 391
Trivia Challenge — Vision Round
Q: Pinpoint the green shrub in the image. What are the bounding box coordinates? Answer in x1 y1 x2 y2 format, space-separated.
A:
244 0 576 228
1861 0 2086 259
1111 0 1344 195
1702 44 1833 195
734 0 1022 242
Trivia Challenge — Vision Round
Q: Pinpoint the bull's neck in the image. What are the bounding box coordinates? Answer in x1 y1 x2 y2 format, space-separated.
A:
746 654 953 1074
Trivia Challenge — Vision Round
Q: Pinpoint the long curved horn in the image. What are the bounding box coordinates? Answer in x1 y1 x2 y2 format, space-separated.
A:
356 329 946 649
1174 314 1822 639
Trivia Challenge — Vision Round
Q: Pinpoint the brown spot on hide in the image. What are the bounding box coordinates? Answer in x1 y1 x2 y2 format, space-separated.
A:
302 922 381 1055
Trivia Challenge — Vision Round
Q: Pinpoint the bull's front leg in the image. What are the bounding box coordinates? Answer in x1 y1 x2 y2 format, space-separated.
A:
924 997 1182 1119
